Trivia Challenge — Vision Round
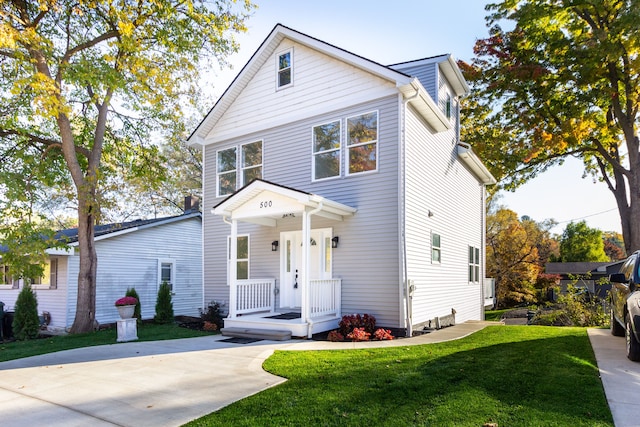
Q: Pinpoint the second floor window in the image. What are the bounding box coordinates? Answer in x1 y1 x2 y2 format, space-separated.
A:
347 111 378 175
217 141 263 197
312 120 341 180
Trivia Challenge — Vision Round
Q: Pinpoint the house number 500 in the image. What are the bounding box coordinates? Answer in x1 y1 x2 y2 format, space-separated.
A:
259 200 273 208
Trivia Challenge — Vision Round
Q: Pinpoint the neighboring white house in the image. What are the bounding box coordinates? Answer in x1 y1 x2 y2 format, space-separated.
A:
0 209 202 332
188 24 495 337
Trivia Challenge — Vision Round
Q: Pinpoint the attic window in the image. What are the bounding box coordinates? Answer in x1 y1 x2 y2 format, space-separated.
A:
277 49 293 89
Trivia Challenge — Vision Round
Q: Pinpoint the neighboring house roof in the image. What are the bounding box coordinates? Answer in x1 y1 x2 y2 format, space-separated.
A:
545 262 620 276
188 23 463 145
55 212 202 245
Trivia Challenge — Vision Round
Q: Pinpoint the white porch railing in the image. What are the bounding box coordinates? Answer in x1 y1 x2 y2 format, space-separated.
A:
235 279 276 315
309 278 341 319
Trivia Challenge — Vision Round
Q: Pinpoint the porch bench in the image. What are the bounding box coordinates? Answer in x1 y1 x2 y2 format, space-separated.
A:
221 327 292 341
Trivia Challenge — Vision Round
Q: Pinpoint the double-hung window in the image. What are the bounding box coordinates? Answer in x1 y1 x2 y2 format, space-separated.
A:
217 141 262 197
159 259 175 292
241 141 262 185
469 246 480 283
312 120 341 180
217 147 237 197
431 233 441 264
277 49 293 89
228 235 249 280
347 111 378 175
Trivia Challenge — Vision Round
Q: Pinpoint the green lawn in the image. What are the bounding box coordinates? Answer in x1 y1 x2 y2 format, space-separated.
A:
186 326 613 427
484 308 513 321
0 323 213 362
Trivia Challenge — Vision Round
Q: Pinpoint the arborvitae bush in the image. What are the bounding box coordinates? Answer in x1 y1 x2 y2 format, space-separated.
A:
13 283 40 340
125 287 142 323
154 281 174 324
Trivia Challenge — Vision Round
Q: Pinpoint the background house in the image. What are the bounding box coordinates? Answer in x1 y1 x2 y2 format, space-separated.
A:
0 200 202 333
188 24 495 337
545 261 623 299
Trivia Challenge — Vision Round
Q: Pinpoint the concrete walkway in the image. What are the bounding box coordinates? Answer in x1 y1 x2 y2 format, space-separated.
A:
0 321 488 427
0 322 633 426
588 328 640 427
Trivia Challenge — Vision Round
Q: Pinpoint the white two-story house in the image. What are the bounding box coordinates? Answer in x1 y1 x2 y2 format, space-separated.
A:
188 24 495 338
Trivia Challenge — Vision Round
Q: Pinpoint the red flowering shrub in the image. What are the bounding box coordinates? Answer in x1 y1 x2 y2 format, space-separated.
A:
338 313 376 336
203 321 218 331
373 328 394 340
347 327 371 342
327 330 344 342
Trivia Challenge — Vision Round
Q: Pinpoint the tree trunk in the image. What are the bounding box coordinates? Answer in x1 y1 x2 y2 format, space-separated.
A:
69 192 98 333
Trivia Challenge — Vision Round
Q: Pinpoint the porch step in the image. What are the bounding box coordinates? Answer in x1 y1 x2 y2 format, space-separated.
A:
221 327 292 341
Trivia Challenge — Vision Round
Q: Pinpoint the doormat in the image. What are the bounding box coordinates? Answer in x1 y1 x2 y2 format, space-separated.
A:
219 337 263 344
266 312 301 320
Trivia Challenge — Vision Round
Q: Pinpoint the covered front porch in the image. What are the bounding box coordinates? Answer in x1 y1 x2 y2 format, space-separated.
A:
212 179 356 338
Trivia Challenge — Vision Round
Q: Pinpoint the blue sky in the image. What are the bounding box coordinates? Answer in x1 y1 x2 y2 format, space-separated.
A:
209 0 621 235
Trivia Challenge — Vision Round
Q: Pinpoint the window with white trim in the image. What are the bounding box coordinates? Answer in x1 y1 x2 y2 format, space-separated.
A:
217 141 263 197
158 259 176 292
431 233 441 264
469 246 480 283
0 264 18 289
277 49 293 89
347 111 378 175
31 258 58 289
228 235 249 280
312 120 341 180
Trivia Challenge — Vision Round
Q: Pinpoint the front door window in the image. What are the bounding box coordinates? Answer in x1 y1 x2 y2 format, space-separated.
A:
280 228 332 308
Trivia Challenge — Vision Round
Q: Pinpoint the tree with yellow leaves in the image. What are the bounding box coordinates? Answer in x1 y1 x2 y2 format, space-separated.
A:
0 0 253 333
461 0 640 254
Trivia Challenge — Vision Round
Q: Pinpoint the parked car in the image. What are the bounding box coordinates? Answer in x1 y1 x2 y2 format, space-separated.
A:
609 251 640 361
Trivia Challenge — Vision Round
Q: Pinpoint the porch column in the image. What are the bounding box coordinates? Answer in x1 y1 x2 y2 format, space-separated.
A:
228 218 238 318
300 208 310 325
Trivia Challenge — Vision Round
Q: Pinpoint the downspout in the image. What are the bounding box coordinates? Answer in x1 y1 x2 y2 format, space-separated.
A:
401 87 420 337
305 201 324 338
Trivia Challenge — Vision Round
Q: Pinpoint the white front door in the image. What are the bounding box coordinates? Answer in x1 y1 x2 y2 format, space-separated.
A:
280 228 332 308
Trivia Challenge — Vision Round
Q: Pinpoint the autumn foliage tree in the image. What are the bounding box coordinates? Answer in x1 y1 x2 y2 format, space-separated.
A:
559 221 609 262
461 0 640 254
0 0 252 333
487 208 557 308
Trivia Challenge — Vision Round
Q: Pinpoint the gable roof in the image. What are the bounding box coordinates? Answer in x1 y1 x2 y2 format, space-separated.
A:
213 179 356 227
188 24 464 145
389 54 469 97
55 212 201 245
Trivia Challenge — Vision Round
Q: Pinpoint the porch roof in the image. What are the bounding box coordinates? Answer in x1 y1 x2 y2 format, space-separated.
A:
212 179 357 226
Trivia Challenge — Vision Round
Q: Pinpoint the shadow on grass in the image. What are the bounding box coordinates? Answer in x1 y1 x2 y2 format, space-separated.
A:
186 326 613 427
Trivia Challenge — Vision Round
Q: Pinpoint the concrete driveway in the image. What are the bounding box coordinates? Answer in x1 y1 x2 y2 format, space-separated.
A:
588 328 640 427
0 323 636 427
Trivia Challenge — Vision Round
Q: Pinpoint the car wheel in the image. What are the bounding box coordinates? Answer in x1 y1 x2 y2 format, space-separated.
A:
625 313 640 362
611 308 625 336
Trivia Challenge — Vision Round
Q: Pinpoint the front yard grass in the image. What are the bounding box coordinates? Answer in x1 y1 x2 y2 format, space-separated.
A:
0 323 213 362
186 326 613 427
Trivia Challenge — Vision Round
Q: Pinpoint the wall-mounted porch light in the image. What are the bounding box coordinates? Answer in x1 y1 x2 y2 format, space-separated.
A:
271 240 279 251
331 236 339 249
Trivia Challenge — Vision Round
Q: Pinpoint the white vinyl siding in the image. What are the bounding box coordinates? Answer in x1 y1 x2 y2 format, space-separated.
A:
203 40 397 145
404 103 484 326
202 96 401 327
66 217 203 327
